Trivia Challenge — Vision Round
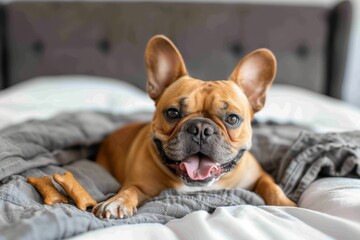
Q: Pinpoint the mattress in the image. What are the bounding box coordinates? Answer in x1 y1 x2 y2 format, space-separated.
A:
0 75 359 240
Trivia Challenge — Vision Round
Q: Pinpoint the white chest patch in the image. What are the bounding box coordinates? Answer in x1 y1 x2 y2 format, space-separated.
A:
177 179 224 192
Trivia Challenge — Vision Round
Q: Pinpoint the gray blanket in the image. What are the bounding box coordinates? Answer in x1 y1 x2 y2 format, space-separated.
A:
0 112 359 240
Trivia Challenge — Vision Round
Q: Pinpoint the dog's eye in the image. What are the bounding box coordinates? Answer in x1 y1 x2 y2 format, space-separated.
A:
225 114 241 126
165 108 181 119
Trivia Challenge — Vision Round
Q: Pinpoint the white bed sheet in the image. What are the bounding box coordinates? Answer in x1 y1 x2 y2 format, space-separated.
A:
1 76 359 240
72 206 360 240
71 175 360 240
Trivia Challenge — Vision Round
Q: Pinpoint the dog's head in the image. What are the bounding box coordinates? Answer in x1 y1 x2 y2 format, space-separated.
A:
145 35 276 187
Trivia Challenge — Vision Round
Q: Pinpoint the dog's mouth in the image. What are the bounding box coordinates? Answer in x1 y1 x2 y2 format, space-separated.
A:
154 139 245 185
167 153 223 181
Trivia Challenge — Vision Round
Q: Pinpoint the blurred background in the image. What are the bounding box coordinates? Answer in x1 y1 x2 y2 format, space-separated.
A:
0 0 358 106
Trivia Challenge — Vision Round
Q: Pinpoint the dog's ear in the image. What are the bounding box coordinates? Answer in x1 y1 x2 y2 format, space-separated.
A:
145 35 188 100
228 49 276 113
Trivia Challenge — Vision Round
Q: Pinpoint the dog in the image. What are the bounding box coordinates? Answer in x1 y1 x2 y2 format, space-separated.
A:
92 35 296 219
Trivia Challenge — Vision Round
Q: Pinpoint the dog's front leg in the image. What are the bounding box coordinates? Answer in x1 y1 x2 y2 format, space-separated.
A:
92 185 148 219
255 173 296 206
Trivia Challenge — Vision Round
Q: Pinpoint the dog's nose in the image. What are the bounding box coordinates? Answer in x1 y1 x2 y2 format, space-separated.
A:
186 120 215 142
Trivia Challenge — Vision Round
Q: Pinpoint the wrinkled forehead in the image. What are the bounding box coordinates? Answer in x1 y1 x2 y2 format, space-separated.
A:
157 77 250 115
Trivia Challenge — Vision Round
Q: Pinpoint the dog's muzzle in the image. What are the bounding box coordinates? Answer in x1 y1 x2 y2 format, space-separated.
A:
154 138 246 186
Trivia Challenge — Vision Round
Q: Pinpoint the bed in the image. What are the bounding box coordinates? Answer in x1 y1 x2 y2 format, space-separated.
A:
0 1 359 240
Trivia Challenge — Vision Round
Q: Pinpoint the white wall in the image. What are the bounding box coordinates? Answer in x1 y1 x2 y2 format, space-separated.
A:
343 0 360 107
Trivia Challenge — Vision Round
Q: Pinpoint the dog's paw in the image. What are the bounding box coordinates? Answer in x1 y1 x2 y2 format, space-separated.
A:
265 187 297 207
255 176 297 207
92 196 137 219
272 196 297 207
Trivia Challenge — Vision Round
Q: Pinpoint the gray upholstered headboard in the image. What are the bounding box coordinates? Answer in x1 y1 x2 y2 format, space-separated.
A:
1 1 351 98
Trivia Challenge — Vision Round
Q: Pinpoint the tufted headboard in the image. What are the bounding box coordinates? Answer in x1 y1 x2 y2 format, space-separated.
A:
1 1 351 98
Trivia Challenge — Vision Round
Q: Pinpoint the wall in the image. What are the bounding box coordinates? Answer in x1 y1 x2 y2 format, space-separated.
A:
343 0 360 106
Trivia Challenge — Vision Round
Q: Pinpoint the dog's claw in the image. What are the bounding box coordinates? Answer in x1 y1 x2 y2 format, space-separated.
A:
105 211 111 219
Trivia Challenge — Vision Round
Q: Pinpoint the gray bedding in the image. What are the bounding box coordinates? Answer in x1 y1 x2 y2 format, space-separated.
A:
0 112 359 240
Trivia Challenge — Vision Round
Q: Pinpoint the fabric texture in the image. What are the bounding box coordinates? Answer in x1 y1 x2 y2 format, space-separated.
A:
0 112 359 240
250 122 360 201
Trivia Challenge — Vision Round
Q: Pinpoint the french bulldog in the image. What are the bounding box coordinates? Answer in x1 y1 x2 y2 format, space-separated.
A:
93 35 296 219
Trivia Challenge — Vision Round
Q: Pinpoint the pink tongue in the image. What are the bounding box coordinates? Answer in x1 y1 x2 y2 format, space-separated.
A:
179 155 219 180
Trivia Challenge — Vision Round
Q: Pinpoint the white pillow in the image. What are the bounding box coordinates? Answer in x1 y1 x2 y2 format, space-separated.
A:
1 77 360 133
0 75 154 129
256 84 360 132
299 177 360 222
